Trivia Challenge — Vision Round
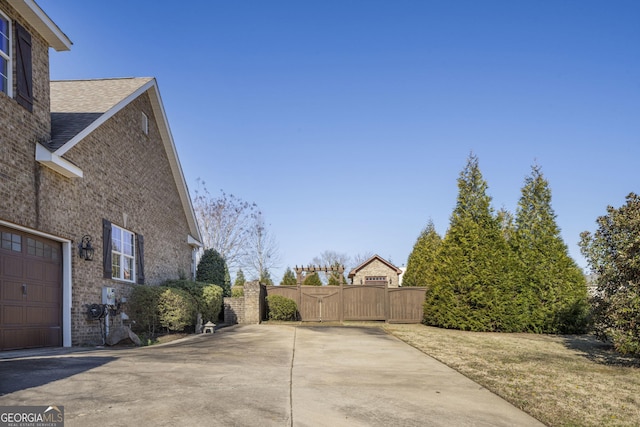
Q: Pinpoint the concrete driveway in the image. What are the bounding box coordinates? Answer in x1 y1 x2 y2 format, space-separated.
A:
0 325 543 426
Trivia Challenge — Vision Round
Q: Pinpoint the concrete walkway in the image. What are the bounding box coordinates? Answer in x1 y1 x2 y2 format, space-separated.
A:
0 325 544 426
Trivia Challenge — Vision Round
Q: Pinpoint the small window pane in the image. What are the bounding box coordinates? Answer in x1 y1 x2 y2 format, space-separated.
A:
0 17 8 54
27 238 36 255
1 232 11 250
123 232 134 256
0 58 6 93
112 226 122 252
112 256 121 279
52 247 59 260
36 240 44 257
123 257 134 281
44 244 52 259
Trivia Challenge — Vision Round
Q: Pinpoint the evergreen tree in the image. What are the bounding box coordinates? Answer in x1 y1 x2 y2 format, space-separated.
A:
280 267 297 286
424 154 517 331
327 262 346 286
403 220 441 287
260 269 274 286
233 269 246 287
580 193 640 354
196 249 231 296
303 272 322 286
515 165 588 333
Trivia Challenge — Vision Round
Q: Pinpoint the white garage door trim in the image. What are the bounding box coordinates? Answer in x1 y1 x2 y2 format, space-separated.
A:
0 220 72 347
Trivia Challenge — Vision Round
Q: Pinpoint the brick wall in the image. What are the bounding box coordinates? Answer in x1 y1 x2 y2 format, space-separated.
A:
223 281 263 325
0 1 197 347
0 0 52 227
1 84 196 345
223 298 243 324
59 93 195 345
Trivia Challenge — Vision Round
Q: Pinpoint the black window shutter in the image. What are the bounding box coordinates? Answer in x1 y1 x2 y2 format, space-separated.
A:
102 219 112 279
14 23 32 112
136 234 145 284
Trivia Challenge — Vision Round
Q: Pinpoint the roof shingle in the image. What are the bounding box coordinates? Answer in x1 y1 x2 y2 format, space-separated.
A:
48 78 153 150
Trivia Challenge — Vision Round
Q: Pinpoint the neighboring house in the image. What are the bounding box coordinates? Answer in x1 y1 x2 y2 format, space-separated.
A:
348 255 402 288
0 0 202 350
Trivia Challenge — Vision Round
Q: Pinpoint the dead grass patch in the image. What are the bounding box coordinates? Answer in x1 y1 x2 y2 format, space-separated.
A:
382 324 640 427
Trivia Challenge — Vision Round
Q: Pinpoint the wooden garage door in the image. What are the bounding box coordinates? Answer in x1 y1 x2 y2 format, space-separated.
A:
0 226 62 350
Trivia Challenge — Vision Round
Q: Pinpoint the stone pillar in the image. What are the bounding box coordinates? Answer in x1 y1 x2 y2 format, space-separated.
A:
243 280 263 324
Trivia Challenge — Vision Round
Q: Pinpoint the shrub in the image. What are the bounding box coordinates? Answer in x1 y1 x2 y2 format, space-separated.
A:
157 287 197 331
266 295 298 321
196 249 231 296
231 286 244 298
201 284 224 322
128 285 163 335
128 281 223 335
555 298 592 334
164 280 223 324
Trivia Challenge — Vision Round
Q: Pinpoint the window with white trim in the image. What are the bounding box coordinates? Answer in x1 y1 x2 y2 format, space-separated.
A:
111 224 136 282
0 11 11 96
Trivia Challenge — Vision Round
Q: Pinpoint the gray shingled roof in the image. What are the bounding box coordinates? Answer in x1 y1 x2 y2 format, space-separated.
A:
48 78 153 150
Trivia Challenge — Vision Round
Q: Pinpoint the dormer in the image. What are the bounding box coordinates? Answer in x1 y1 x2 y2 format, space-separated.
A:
0 0 71 136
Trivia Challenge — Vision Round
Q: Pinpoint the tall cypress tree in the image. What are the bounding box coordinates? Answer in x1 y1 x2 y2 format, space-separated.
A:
424 154 517 331
403 220 441 287
515 165 588 332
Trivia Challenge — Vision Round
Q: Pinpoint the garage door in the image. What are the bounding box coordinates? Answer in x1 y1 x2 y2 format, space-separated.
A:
0 226 62 350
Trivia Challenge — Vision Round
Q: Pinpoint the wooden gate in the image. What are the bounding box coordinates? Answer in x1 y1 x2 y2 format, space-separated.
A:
265 284 426 323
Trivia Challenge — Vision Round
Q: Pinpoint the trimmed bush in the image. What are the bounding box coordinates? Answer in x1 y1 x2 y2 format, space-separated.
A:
128 285 163 335
157 287 197 332
201 284 223 322
128 280 224 335
266 295 298 321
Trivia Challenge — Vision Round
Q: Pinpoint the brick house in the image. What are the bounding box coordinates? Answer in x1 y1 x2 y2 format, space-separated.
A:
348 255 402 288
0 0 202 350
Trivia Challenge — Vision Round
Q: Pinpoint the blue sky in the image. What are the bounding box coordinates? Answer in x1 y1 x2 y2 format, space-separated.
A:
41 1 639 281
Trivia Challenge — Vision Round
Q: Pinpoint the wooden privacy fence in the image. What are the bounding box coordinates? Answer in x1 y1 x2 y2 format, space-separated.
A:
264 284 426 323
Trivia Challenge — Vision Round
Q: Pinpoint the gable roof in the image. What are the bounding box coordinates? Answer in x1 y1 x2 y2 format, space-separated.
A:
37 77 202 245
7 0 72 51
48 77 153 150
348 254 403 278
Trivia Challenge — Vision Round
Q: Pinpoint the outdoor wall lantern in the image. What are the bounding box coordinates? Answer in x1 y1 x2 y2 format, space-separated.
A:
78 235 95 261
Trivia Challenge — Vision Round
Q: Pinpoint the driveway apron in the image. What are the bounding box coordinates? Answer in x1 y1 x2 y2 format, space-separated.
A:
0 325 544 426
291 326 543 426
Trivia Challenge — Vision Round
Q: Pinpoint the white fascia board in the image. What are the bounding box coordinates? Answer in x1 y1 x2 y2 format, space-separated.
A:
147 80 203 243
36 143 83 178
7 0 72 51
188 234 203 247
54 80 155 157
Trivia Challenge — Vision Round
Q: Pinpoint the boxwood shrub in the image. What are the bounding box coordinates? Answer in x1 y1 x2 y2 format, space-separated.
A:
128 280 224 334
157 287 196 332
266 295 298 321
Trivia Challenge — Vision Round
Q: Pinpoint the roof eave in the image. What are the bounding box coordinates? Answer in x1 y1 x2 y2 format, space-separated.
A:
8 0 72 51
35 143 83 178
147 81 203 244
50 78 203 244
